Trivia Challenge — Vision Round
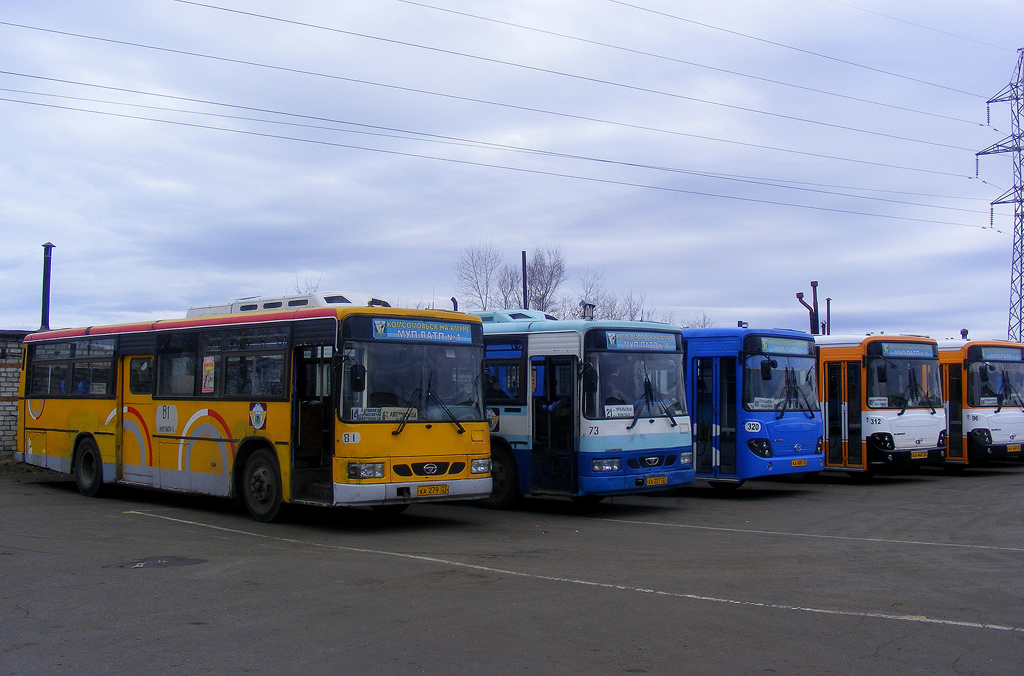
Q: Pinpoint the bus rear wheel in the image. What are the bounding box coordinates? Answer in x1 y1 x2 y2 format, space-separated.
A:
243 449 283 522
74 438 104 498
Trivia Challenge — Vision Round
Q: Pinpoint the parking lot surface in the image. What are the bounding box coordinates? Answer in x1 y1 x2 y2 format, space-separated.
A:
1 460 1021 676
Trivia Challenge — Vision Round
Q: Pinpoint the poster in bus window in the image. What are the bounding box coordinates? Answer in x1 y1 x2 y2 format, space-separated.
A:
202 356 216 394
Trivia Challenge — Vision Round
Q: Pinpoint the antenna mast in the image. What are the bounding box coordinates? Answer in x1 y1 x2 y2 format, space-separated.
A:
978 49 1024 340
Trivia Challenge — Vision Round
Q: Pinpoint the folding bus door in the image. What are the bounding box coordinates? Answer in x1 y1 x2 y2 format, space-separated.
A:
692 357 737 479
530 355 578 494
291 345 335 503
119 356 158 487
945 363 966 463
823 361 865 470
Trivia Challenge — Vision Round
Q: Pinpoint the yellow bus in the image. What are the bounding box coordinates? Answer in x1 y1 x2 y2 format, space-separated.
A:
816 334 946 476
938 339 1024 466
17 297 491 520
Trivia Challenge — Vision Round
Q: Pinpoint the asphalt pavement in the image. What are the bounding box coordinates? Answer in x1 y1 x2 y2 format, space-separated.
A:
1 459 1021 676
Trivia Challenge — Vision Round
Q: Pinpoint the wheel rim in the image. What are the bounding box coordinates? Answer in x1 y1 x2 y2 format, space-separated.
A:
248 464 276 507
80 452 97 485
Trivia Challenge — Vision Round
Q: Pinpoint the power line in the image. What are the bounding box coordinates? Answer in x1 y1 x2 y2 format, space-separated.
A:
393 0 984 127
821 0 1015 53
0 23 982 180
607 0 988 98
0 93 1004 234
0 70 990 202
164 2 979 152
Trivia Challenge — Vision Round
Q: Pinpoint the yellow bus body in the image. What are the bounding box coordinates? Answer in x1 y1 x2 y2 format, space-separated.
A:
17 305 491 518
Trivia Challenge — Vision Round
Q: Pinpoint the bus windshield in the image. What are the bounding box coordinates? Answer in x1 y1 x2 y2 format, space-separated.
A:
743 354 819 415
342 342 484 423
585 350 686 420
968 360 1024 409
866 357 942 410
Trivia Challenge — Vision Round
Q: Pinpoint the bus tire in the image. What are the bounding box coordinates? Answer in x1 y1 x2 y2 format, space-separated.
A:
242 449 283 522
74 438 105 498
480 444 520 509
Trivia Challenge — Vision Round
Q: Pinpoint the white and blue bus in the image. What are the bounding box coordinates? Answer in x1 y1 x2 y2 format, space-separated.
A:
474 310 695 506
682 328 824 488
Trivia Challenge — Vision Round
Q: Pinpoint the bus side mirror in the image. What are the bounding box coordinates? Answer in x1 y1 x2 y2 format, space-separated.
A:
350 364 366 392
583 366 597 394
876 365 887 383
760 359 776 381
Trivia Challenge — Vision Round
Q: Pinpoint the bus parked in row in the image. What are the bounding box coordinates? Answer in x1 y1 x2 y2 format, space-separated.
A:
474 310 694 507
815 334 946 476
682 328 824 488
938 339 1024 466
17 295 491 520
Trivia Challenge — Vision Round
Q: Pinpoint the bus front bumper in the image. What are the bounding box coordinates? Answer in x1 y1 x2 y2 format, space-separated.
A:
332 477 491 506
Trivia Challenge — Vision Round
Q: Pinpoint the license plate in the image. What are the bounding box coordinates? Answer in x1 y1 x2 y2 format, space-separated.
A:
911 451 928 459
1008 445 1021 454
791 459 807 467
645 475 668 486
417 484 449 496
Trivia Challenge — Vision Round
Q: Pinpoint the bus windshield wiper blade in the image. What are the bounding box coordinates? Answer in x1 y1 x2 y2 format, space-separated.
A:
391 387 421 436
427 389 466 434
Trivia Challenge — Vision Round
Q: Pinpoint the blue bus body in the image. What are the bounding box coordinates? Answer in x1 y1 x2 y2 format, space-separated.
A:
475 310 695 505
682 327 825 486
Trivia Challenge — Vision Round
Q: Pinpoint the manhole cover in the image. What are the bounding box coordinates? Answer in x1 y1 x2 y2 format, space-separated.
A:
104 556 206 569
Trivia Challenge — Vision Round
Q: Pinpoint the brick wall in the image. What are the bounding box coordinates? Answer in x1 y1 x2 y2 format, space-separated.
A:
0 332 29 458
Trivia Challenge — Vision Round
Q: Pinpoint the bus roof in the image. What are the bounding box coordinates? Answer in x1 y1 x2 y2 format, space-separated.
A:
813 333 936 349
185 291 391 318
24 305 479 343
680 326 813 340
472 309 679 335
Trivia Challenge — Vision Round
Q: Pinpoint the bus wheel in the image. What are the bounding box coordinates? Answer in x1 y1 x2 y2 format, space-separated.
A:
243 449 283 522
371 504 409 515
74 438 104 498
480 445 520 509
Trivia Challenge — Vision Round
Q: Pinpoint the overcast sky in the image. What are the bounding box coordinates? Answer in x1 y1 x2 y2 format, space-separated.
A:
1 0 1022 339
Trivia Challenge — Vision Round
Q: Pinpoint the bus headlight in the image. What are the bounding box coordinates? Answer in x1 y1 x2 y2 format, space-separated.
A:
679 451 693 466
747 438 772 458
470 458 491 474
347 462 384 479
969 428 992 445
937 430 946 447
868 433 895 451
592 458 621 472
815 437 823 454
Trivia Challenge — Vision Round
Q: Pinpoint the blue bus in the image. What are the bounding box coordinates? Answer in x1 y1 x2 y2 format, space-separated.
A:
475 310 695 506
682 328 825 488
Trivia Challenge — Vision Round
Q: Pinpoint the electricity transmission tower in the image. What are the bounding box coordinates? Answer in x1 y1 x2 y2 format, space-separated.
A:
978 49 1024 340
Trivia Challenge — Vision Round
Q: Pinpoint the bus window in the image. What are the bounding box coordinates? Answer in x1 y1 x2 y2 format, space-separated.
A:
129 358 154 395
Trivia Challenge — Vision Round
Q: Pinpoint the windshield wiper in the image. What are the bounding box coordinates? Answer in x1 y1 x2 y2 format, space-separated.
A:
426 388 466 434
391 386 422 436
628 361 678 430
995 369 1024 413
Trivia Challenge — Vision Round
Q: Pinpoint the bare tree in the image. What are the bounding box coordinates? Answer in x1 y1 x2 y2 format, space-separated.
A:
455 241 505 310
497 263 522 309
682 311 717 328
527 246 568 312
294 274 322 294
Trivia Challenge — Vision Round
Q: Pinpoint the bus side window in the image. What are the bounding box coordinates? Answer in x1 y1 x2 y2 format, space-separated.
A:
130 358 155 395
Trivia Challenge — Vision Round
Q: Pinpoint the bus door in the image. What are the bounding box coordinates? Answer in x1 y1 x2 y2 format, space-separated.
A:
692 357 737 478
291 345 335 503
945 363 965 462
120 356 157 486
530 355 578 493
823 361 864 470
